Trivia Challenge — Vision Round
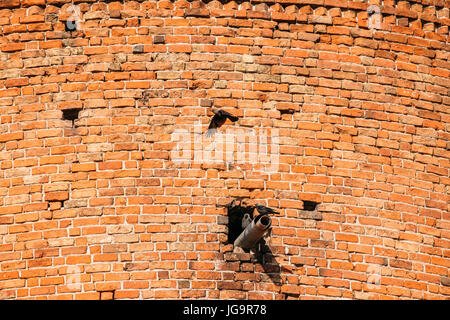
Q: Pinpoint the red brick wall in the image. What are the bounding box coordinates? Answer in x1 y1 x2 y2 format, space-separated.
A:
0 0 449 300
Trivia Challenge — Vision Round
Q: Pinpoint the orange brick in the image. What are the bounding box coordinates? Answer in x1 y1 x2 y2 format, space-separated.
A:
72 163 96 172
0 1 448 302
44 192 68 202
1 43 24 52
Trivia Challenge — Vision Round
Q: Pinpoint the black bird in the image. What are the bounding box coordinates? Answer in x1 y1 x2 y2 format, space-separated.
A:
205 109 239 137
255 203 279 215
241 213 252 230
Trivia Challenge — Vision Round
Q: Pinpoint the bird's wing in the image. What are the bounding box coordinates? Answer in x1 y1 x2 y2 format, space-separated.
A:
227 115 239 122
207 118 215 130
205 115 219 137
208 114 221 130
221 110 239 122
256 205 278 215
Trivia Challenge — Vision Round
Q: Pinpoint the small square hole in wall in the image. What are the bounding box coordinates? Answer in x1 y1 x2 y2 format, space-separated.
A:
62 108 82 126
226 199 255 245
279 108 295 115
303 200 318 211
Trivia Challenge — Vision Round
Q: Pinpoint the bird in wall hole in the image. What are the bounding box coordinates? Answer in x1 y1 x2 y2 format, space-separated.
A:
255 203 279 216
241 213 252 230
205 109 239 137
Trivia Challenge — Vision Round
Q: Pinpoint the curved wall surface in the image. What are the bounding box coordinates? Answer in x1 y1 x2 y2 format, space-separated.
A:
0 0 449 299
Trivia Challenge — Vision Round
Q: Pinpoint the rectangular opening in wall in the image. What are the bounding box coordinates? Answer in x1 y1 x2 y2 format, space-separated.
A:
279 108 295 115
226 199 254 245
62 108 82 126
303 200 318 211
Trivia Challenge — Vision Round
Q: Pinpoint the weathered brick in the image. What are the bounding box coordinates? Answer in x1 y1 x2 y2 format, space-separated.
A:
0 0 447 301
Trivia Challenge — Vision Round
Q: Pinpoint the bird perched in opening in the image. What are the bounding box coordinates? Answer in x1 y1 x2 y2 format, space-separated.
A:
241 213 252 230
205 109 239 137
255 203 279 215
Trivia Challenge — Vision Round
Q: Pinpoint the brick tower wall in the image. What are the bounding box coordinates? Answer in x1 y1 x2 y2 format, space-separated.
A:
0 0 449 299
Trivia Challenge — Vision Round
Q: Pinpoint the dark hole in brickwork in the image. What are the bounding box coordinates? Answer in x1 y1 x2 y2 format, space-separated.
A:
62 108 82 126
279 108 295 115
223 199 283 286
226 199 254 245
303 200 318 211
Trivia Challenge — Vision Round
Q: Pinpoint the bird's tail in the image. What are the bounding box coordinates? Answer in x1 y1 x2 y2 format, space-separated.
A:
205 128 217 137
228 115 239 122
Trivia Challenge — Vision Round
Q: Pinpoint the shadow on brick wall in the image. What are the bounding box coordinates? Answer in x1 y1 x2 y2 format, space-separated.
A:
256 239 283 285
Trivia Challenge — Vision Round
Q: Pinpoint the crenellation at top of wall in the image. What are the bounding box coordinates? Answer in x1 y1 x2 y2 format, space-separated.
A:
0 1 448 41
1 0 449 14
0 1 448 45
